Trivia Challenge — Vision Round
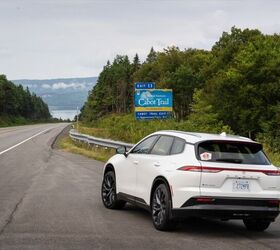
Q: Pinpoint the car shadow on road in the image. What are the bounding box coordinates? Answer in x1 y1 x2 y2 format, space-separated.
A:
121 204 279 239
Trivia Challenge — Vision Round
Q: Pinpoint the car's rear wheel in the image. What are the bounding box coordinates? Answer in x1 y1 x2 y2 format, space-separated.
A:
151 183 174 231
243 219 271 231
101 171 126 209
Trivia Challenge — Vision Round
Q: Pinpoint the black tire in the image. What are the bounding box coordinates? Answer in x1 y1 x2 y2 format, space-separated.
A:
101 171 126 209
243 219 271 231
151 183 174 231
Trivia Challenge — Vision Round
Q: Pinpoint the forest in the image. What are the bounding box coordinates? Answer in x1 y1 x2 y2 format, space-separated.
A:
79 27 280 161
0 74 51 126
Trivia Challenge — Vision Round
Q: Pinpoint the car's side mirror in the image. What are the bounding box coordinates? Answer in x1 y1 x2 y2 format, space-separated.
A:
116 146 128 157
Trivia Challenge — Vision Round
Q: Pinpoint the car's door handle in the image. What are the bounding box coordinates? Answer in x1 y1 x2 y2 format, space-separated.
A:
133 161 139 165
153 162 160 167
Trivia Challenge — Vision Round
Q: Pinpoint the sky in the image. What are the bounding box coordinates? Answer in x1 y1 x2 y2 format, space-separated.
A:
0 0 279 80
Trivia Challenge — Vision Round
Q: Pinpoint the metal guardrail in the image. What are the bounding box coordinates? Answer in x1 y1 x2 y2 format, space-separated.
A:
69 129 134 150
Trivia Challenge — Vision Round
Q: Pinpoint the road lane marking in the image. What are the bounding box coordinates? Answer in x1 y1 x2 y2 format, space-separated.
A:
0 128 51 156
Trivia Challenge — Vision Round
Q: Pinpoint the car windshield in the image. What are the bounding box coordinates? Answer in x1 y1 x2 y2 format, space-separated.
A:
198 141 270 165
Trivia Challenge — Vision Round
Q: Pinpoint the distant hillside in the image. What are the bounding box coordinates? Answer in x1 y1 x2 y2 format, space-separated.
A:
12 77 97 111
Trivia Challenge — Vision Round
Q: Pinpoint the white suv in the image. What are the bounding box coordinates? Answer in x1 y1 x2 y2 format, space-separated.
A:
101 131 280 231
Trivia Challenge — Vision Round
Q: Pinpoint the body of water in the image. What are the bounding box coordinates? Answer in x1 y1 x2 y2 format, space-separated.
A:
51 109 79 121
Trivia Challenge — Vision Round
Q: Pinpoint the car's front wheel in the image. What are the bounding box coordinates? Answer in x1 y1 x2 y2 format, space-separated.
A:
101 171 126 209
151 183 174 231
243 219 271 231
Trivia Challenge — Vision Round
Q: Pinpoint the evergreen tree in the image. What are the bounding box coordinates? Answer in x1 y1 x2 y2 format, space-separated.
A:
80 26 280 154
146 47 157 63
132 53 140 72
0 75 51 120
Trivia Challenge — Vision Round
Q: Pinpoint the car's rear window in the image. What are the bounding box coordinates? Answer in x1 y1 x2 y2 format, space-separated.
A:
198 141 270 165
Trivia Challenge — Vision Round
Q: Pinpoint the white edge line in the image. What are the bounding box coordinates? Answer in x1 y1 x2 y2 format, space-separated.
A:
0 128 51 156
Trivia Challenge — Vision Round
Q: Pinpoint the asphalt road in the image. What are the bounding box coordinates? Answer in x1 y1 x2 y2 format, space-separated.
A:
0 123 279 250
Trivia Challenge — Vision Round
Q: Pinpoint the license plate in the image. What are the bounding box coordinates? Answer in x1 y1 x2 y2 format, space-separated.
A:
233 180 250 192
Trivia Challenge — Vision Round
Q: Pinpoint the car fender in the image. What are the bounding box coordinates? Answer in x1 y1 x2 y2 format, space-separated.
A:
150 175 173 208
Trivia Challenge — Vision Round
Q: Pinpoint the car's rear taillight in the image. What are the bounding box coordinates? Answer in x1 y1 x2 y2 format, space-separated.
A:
200 167 222 173
177 166 221 173
177 166 201 172
263 170 280 176
178 166 280 175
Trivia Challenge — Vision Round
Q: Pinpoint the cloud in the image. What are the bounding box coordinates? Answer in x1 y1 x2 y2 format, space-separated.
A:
0 48 11 57
42 84 51 89
0 0 280 79
25 83 38 88
42 94 52 98
52 82 86 90
42 82 86 90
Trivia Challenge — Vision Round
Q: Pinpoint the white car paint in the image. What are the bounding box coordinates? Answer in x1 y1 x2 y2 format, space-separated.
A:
104 130 280 209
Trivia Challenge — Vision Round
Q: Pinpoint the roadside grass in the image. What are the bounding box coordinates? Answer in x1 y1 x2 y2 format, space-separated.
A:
0 116 29 127
76 126 111 140
58 136 115 162
76 113 232 143
263 148 280 167
74 113 280 167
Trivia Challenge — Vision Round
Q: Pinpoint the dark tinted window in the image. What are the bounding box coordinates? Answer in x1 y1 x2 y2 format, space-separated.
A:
171 138 185 154
150 136 174 155
131 135 158 154
198 141 270 165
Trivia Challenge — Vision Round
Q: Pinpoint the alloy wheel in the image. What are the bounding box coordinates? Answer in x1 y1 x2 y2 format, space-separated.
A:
152 186 167 226
102 172 116 207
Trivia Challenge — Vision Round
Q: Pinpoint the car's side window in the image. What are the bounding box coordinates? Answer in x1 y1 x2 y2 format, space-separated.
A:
131 135 158 154
150 136 174 156
170 138 185 155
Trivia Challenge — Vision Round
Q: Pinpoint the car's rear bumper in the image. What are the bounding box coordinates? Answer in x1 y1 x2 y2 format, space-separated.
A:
172 197 280 221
